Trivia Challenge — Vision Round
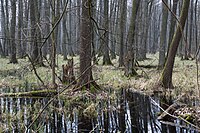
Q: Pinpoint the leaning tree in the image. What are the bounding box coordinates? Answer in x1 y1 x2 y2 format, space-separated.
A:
160 0 190 89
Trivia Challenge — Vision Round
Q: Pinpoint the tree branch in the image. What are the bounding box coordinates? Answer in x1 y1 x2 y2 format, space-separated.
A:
25 64 97 132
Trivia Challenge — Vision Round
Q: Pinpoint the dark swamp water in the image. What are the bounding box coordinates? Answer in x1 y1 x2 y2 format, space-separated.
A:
0 87 199 133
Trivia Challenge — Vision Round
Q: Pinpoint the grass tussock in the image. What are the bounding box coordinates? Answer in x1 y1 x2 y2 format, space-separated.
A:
1 54 200 129
0 54 200 100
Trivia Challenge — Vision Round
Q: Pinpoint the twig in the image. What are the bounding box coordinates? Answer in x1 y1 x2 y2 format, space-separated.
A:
89 124 98 133
25 64 96 132
149 97 200 131
26 54 44 85
39 0 69 50
160 120 197 130
25 79 98 132
43 56 62 82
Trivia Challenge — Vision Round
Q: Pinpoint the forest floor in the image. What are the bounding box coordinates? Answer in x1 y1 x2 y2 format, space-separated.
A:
0 53 199 99
0 54 200 128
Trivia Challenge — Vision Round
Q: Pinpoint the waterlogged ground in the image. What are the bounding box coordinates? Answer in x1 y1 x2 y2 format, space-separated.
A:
0 87 199 132
0 54 200 132
0 54 199 98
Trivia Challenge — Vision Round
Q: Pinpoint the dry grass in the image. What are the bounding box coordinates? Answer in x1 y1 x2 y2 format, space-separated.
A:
0 54 199 100
94 54 200 100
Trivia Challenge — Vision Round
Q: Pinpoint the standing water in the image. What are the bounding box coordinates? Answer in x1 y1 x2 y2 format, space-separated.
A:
0 87 199 132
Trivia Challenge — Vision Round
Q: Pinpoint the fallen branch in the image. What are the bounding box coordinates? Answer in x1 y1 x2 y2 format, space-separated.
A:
25 64 98 132
157 102 186 120
0 89 57 98
150 97 200 131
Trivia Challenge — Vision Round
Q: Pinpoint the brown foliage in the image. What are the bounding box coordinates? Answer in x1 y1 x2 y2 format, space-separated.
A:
62 59 76 84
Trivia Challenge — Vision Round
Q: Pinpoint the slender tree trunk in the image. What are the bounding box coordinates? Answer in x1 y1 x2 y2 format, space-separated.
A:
76 0 81 55
9 0 18 64
102 0 112 65
194 0 198 55
5 0 10 56
30 0 43 65
124 0 140 76
0 0 6 57
42 0 50 58
158 0 168 68
110 0 117 59
119 0 127 67
184 18 189 59
56 0 61 54
51 0 57 88
68 0 75 56
22 0 29 57
160 0 190 89
62 5 68 60
139 0 153 60
167 0 179 57
0 41 4 57
17 0 23 58
188 0 193 57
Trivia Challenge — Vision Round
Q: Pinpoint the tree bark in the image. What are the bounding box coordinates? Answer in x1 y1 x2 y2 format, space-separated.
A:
102 0 112 65
9 0 18 64
30 0 43 65
124 0 140 76
79 0 93 88
51 0 57 88
68 0 75 56
160 0 190 89
17 0 23 58
158 0 168 68
5 0 10 56
188 0 193 57
119 0 127 67
42 0 50 58
167 0 179 58
0 0 6 57
62 6 68 60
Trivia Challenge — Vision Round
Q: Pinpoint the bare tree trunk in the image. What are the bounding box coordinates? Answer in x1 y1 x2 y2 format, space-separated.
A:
188 0 193 57
0 0 6 57
5 0 10 56
51 0 57 88
110 0 117 59
79 0 93 88
56 0 61 54
17 0 23 58
62 1 68 60
9 0 18 64
194 0 198 56
42 0 50 58
158 0 168 68
30 0 43 65
75 0 81 54
22 0 29 57
68 0 75 56
0 41 4 57
167 0 179 58
160 0 190 89
102 0 112 65
119 0 127 67
124 0 140 76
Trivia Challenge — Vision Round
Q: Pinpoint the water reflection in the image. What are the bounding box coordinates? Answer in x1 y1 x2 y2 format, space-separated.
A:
0 88 199 132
